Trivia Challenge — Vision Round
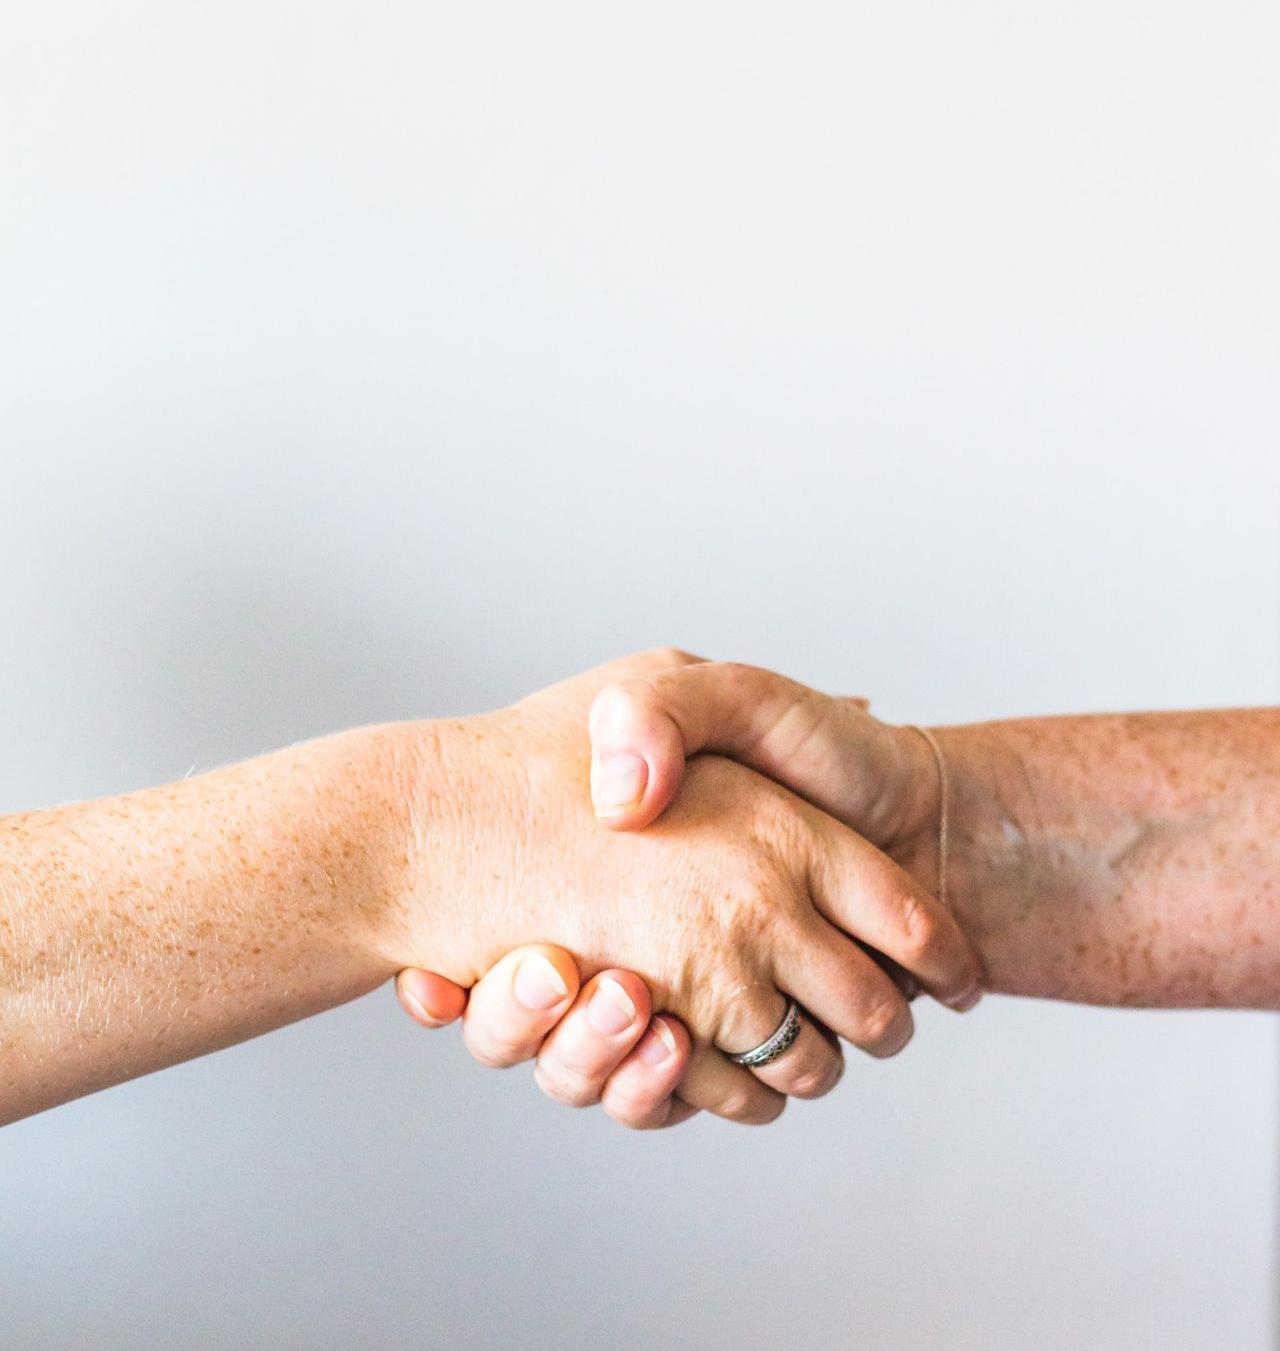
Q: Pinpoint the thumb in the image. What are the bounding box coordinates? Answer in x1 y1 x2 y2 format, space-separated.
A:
587 662 904 837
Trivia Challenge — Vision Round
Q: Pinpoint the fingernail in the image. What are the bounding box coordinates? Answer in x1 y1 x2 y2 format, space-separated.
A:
399 983 447 1028
586 976 637 1035
592 752 648 818
952 983 983 1013
513 954 569 1011
636 1018 677 1065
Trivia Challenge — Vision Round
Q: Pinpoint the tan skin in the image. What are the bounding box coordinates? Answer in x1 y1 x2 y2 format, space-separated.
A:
0 651 982 1127
402 652 1280 1129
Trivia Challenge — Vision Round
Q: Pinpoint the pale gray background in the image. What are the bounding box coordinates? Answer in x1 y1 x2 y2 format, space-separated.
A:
2 3 1278 1348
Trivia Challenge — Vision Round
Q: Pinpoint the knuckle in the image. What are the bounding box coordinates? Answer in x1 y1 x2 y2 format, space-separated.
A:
716 660 758 692
897 888 941 960
604 1101 663 1131
603 1107 646 1131
533 1062 598 1109
854 994 908 1042
551 1044 612 1082
466 1039 520 1070
636 645 697 671
735 833 798 898
733 889 787 949
591 680 641 722
718 1085 784 1125
463 1022 531 1069
743 788 808 861
711 975 775 1050
716 1087 757 1122
859 998 911 1055
603 1085 660 1125
787 1060 843 1100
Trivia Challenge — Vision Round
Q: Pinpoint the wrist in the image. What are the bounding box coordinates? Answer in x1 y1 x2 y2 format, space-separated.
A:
919 723 1037 995
881 722 944 897
367 711 535 987
885 723 1008 977
294 722 434 985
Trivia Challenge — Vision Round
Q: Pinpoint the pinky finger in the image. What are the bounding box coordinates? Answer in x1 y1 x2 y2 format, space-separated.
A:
600 1016 693 1130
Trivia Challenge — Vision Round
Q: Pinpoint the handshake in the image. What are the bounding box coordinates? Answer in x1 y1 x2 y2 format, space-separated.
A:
387 648 986 1131
14 641 1262 1127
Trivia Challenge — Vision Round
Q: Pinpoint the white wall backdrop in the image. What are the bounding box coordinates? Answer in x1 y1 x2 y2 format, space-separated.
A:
2 4 1278 1348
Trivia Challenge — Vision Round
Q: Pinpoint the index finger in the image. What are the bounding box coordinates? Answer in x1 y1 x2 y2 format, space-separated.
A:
805 812 984 1012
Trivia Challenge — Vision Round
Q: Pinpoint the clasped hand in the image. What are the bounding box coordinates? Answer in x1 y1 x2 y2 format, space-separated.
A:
393 650 984 1129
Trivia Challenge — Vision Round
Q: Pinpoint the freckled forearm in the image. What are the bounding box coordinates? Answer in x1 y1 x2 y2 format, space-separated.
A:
0 724 432 1124
934 710 1280 1008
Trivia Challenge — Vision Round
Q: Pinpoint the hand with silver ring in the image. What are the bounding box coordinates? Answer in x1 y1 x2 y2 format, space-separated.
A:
729 999 802 1068
396 650 984 1128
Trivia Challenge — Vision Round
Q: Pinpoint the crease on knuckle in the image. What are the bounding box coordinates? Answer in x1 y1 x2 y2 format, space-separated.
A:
467 1040 522 1070
787 1061 841 1100
860 998 911 1057
897 886 940 962
716 1087 757 1122
756 684 828 764
534 1062 598 1108
603 1082 662 1122
464 1025 530 1069
718 1085 783 1125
